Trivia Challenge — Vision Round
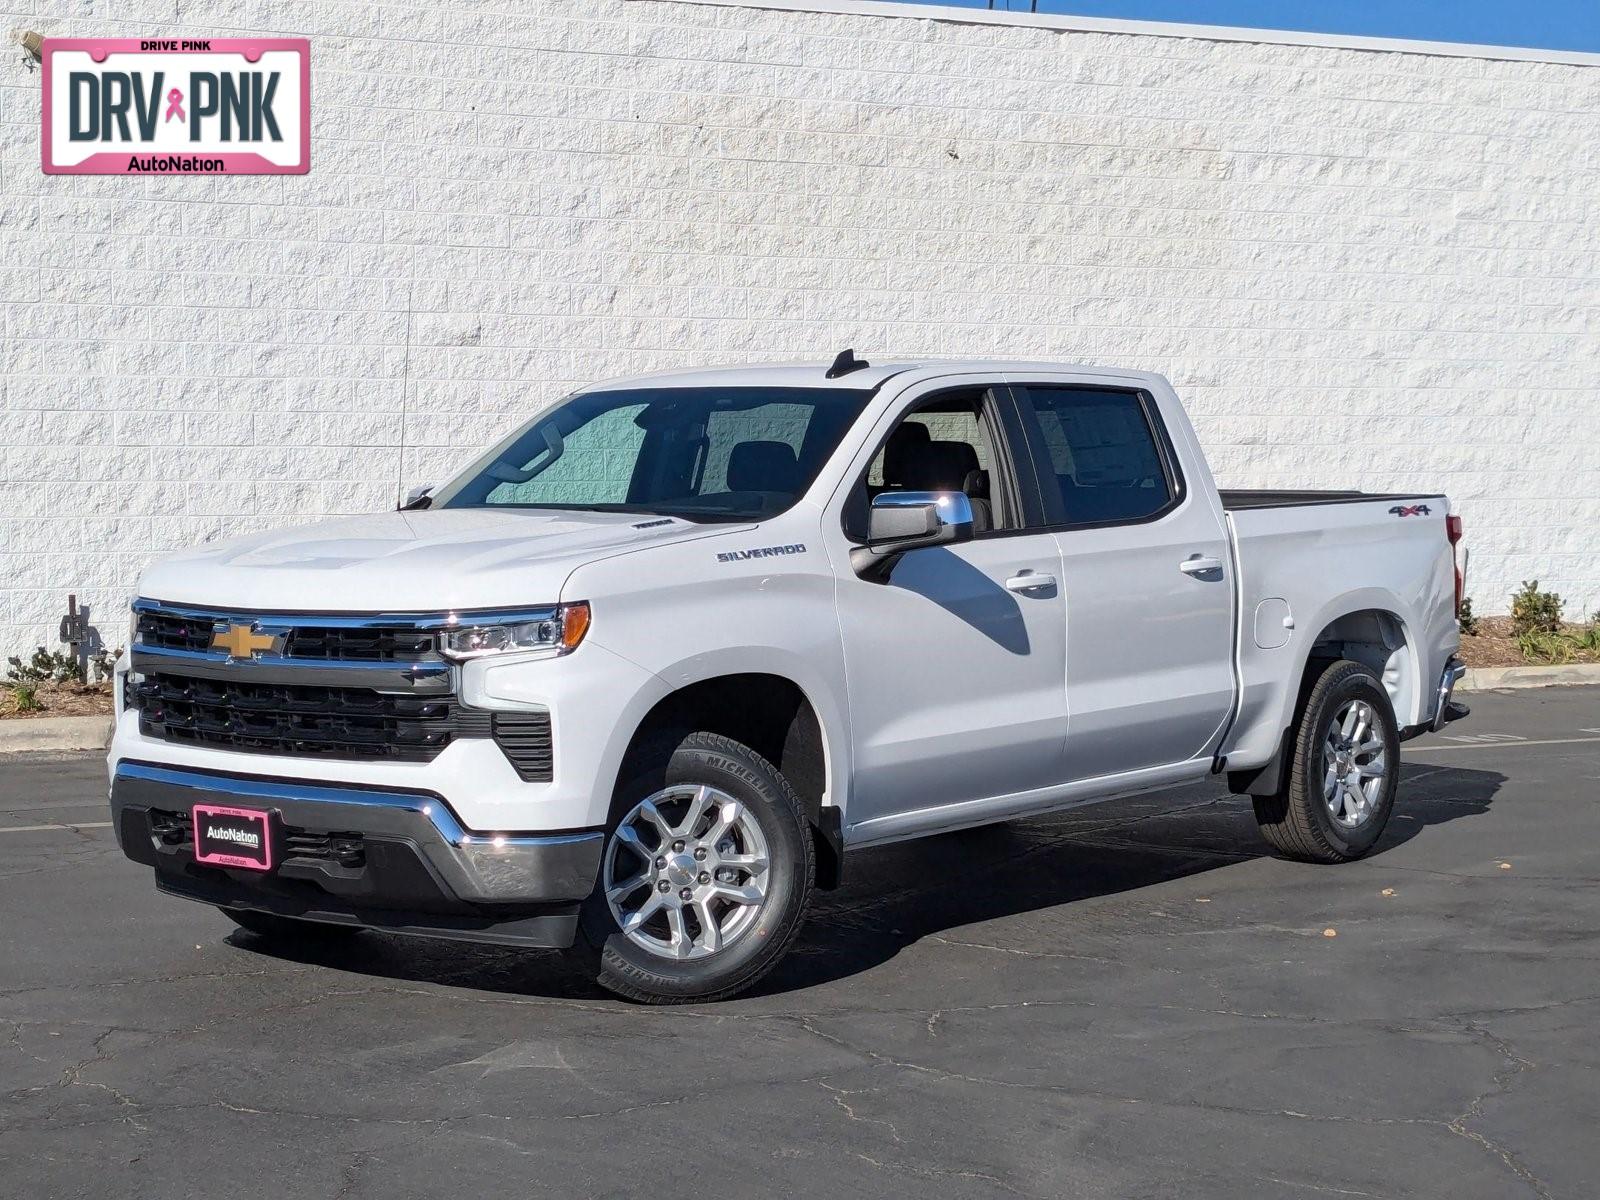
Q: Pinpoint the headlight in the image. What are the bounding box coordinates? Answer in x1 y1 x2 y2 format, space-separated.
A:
440 602 591 660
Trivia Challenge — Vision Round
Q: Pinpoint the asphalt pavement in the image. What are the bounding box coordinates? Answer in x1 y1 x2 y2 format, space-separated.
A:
2 686 1597 1198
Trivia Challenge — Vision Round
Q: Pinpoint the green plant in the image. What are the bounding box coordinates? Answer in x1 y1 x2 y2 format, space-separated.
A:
1509 580 1563 638
1457 595 1479 636
4 643 123 689
1517 630 1577 665
4 647 78 685
8 681 41 713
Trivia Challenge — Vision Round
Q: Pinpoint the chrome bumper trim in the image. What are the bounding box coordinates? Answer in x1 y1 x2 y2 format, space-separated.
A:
1431 657 1469 731
112 762 601 904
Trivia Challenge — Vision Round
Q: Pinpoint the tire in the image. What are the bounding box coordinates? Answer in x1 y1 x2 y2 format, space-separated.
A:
1253 659 1400 863
220 907 363 942
576 731 815 1004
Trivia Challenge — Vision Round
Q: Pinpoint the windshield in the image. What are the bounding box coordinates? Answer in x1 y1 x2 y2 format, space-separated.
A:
430 386 873 522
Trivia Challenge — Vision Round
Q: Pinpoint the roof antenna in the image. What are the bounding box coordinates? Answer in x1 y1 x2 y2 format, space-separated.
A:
825 348 870 379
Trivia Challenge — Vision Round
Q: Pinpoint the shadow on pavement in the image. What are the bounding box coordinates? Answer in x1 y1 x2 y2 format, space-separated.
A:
223 763 1504 1002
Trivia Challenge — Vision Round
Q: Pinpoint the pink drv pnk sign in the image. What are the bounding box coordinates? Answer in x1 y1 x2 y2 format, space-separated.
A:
42 38 309 175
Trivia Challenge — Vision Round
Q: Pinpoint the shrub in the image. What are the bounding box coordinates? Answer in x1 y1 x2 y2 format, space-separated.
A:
1457 595 1479 636
4 648 78 685
8 681 42 713
4 644 123 688
1517 630 1577 665
1509 580 1563 638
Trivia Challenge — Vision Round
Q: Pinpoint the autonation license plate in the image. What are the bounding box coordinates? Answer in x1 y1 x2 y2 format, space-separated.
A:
41 37 309 175
192 804 275 871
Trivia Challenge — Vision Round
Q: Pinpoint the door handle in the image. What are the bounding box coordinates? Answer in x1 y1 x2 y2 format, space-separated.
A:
1179 556 1224 576
1005 571 1057 594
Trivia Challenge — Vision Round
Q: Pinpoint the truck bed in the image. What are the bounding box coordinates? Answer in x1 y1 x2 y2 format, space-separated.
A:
1219 489 1447 511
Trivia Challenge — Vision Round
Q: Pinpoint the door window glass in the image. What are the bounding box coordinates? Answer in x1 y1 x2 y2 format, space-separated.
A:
1019 387 1174 525
860 392 1009 533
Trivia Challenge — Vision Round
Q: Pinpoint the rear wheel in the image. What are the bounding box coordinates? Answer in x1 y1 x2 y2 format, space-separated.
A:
1253 659 1400 863
578 731 815 1003
220 908 363 942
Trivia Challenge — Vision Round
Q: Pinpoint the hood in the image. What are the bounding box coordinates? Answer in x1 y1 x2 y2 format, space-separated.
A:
137 508 741 613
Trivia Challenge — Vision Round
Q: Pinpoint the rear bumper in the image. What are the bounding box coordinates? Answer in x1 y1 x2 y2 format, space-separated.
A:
111 761 603 948
1430 656 1470 732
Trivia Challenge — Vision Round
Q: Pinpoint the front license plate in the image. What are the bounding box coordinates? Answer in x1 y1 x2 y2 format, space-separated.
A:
192 804 275 871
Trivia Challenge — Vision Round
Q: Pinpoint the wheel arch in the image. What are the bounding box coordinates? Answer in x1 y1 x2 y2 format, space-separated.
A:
612 667 845 889
1229 594 1419 798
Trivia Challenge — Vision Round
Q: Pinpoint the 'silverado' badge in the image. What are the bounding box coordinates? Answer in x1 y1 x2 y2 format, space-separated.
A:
41 37 309 175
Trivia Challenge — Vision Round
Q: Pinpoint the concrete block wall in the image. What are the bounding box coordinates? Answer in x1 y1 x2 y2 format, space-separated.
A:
2 0 1597 656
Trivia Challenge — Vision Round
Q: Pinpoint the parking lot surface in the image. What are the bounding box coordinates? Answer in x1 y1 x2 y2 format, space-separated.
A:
3 686 1597 1198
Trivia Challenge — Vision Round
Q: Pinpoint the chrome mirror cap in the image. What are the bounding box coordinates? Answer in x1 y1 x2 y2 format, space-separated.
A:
853 490 976 582
869 490 974 539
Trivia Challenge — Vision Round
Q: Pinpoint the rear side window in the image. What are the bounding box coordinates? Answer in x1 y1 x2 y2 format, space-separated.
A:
1017 387 1175 525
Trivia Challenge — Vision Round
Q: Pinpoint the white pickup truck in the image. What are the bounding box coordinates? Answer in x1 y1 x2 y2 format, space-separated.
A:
110 355 1468 1002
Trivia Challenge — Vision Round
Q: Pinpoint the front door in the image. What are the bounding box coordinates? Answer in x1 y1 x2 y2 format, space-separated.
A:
830 385 1068 835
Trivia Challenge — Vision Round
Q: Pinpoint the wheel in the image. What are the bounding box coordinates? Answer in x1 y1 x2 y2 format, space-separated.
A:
577 731 815 1004
1253 659 1400 863
220 907 363 942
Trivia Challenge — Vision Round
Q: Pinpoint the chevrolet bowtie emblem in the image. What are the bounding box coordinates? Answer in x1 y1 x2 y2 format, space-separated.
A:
210 623 281 660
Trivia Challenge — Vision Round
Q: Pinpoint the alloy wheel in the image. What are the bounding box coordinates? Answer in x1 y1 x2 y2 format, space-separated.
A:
1322 698 1387 827
602 785 771 961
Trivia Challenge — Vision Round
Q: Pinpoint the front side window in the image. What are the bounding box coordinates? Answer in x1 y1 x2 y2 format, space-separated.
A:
1017 386 1176 525
432 387 872 522
848 390 1012 536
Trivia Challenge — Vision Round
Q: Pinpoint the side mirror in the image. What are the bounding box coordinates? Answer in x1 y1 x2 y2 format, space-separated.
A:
400 483 436 511
850 491 974 582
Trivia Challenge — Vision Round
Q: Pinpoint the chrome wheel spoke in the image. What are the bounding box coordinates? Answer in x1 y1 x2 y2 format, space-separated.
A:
1343 777 1366 818
711 881 763 907
623 891 665 934
717 851 768 874
606 873 650 906
706 799 743 846
637 800 674 841
693 899 723 954
665 906 692 959
676 785 715 839
1340 704 1361 740
614 823 653 864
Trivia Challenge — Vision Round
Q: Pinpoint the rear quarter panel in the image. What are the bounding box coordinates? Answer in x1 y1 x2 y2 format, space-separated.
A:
1223 499 1460 769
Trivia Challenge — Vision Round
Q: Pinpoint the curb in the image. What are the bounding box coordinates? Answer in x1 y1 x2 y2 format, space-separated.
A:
1458 664 1600 692
0 715 113 754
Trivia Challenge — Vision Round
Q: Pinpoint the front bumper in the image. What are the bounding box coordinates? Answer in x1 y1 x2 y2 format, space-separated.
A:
111 761 604 948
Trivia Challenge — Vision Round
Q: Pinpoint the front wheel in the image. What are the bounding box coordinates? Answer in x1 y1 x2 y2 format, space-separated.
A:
1253 659 1400 863
577 732 815 1003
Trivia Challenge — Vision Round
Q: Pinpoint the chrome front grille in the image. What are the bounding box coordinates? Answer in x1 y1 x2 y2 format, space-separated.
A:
129 600 554 778
134 607 439 662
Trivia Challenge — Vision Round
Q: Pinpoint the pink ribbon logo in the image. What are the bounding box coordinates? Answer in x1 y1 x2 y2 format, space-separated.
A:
164 88 185 123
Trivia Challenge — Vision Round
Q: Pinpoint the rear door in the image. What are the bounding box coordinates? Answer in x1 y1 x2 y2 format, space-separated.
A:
1006 375 1235 781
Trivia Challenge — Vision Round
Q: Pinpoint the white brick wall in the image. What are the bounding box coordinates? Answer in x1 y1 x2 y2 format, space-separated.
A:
2 0 1598 657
